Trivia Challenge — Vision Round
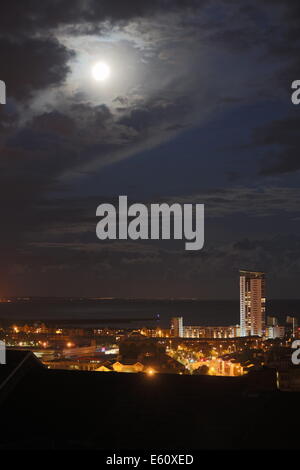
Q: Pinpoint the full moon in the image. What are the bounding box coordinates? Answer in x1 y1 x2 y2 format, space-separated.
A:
92 62 111 81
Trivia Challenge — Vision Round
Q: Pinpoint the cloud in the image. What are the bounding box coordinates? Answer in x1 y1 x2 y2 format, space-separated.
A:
1 1 300 296
0 37 73 101
165 186 300 217
251 116 300 175
0 1 202 36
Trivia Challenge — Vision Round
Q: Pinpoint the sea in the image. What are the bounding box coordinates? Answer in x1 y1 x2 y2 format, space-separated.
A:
0 298 299 329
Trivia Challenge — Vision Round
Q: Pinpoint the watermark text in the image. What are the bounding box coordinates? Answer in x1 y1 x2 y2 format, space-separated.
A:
0 80 6 104
96 196 204 251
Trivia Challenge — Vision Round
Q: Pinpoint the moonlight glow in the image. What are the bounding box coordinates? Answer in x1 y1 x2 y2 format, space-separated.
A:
92 62 111 81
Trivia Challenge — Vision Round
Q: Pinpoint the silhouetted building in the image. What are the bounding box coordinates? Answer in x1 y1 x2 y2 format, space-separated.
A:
0 349 299 449
0 349 44 404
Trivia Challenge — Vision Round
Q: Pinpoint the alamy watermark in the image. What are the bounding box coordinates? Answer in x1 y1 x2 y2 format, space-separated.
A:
0 340 6 364
291 80 300 105
0 80 6 104
291 340 300 365
96 196 204 251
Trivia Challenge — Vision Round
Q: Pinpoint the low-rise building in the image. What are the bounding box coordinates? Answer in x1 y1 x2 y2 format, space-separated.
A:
184 325 240 339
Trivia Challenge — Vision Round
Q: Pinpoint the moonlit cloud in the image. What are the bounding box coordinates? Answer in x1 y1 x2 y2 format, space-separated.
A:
1 0 300 296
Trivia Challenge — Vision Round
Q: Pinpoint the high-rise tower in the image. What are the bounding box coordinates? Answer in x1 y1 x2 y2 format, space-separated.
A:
240 270 265 337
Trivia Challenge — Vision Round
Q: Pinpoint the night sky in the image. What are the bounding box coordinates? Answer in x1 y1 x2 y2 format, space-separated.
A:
0 1 300 298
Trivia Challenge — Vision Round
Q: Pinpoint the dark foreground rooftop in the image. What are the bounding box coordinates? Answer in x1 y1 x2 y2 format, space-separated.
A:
0 350 299 450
